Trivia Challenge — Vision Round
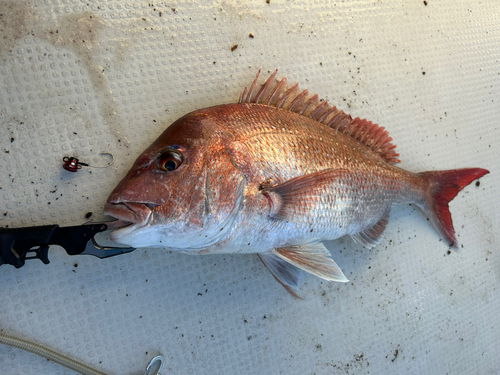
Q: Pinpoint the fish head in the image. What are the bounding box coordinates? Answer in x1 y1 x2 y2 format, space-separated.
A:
104 108 244 249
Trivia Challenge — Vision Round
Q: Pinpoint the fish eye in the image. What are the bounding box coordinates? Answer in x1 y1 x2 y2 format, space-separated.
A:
158 149 183 171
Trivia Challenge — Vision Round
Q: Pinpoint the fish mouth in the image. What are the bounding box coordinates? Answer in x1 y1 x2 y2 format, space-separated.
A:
103 202 154 241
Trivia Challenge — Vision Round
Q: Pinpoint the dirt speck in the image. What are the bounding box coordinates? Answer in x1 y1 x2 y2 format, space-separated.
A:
326 353 368 372
391 349 399 362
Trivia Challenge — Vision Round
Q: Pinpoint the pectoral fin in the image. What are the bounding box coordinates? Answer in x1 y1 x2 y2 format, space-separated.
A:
262 169 345 221
272 243 349 283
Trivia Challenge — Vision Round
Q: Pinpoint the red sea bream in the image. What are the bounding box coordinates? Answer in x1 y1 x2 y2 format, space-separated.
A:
104 70 489 295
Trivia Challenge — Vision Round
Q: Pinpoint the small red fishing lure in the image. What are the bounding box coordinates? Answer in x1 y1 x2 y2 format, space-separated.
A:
62 153 114 173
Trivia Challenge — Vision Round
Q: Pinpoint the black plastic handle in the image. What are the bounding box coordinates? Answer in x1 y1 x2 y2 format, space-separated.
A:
0 224 108 268
0 225 58 268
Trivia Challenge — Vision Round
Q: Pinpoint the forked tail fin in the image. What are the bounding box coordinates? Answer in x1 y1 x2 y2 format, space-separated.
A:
418 168 489 248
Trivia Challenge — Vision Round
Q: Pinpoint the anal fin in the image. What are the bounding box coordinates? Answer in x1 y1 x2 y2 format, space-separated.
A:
273 243 348 283
351 210 390 248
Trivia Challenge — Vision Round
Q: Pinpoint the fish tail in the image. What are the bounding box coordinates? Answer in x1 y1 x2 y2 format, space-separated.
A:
418 168 489 248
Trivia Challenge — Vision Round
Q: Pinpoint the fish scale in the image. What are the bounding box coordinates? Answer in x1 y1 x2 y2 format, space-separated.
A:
103 70 489 295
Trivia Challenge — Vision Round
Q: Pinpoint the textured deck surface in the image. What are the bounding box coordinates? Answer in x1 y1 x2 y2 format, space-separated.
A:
0 1 498 374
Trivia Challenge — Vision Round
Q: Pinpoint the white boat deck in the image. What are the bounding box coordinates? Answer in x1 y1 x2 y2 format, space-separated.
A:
0 1 498 374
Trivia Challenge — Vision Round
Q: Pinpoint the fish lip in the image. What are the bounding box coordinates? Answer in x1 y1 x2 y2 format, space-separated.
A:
103 202 153 226
103 202 154 242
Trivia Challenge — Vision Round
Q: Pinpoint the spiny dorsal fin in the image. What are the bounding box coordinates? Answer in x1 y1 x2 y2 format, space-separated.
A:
239 69 400 164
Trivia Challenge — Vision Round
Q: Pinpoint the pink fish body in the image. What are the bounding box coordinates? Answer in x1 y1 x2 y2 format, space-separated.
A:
104 70 488 294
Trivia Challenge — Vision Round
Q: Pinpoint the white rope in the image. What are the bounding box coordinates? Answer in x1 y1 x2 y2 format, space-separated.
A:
0 332 107 375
